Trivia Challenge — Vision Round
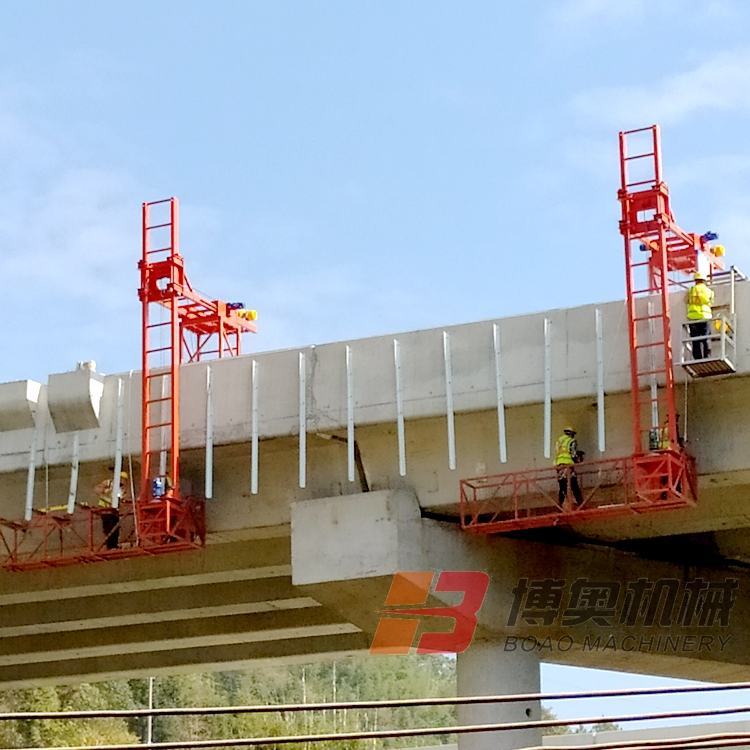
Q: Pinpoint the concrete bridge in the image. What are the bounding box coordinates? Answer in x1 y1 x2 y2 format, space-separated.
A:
0 283 748 749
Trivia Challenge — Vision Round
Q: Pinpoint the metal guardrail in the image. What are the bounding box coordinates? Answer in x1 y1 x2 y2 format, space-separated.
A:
4 682 750 750
5 705 750 750
459 451 696 533
3 682 750 721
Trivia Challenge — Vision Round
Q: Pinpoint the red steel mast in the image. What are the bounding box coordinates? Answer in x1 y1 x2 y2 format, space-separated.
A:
138 197 257 546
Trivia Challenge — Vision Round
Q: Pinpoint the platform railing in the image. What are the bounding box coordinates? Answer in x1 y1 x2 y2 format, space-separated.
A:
680 311 736 377
0 496 205 571
460 452 696 534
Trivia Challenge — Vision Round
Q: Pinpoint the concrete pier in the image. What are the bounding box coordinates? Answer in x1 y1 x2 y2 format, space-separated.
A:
457 643 541 750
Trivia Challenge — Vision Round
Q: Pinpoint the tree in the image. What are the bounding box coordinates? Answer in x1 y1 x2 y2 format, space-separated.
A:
0 655 617 749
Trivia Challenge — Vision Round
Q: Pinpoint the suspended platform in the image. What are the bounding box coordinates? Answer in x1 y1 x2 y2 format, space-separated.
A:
0 497 205 572
459 452 696 535
680 311 738 378
682 356 736 378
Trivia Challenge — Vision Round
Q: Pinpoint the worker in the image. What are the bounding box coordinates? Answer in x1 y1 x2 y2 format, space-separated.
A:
555 426 584 509
687 272 715 360
93 469 129 550
654 414 685 498
657 413 684 451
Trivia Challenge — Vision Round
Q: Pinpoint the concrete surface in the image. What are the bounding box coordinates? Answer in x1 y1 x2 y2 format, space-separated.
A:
47 366 104 432
0 380 41 431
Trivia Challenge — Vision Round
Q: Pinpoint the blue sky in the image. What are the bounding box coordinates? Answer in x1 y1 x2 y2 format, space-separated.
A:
542 664 750 729
3 0 750 382
2 0 750 721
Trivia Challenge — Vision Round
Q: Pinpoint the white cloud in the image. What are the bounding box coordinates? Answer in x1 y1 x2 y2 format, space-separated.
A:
573 48 750 126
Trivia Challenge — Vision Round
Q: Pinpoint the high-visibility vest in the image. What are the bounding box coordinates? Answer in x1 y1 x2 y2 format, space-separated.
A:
659 426 670 450
687 283 714 320
98 480 122 509
555 435 575 466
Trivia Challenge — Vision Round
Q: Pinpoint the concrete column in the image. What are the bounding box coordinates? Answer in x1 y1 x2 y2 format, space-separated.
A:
457 641 541 750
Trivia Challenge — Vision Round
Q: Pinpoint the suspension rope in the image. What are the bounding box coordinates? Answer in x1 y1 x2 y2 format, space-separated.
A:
126 369 138 545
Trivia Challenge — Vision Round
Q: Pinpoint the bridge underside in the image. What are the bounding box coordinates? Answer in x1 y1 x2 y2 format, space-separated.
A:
2 485 749 689
0 528 367 689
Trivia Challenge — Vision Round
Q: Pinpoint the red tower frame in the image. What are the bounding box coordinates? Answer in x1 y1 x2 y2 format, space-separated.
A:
618 125 721 496
618 127 722 444
459 125 723 535
138 197 257 546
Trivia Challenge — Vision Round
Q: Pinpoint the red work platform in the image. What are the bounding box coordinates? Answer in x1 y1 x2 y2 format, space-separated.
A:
0 498 205 572
459 452 696 534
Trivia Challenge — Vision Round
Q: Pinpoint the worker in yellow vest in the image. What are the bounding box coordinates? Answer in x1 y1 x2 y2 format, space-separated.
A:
657 413 684 451
687 272 715 360
555 427 584 509
94 470 129 550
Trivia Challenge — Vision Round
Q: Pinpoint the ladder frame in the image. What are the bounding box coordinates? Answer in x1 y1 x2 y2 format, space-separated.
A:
138 197 256 547
618 125 722 456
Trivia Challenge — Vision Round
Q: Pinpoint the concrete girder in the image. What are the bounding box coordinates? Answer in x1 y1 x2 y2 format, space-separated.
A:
0 631 369 689
0 606 361 668
0 533 291 604
0 578 311 637
2 385 750 545
0 532 368 689
0 288 749 686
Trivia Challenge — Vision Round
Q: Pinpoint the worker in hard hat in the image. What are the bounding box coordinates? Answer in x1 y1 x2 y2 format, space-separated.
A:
93 469 130 550
555 427 584 510
687 272 715 360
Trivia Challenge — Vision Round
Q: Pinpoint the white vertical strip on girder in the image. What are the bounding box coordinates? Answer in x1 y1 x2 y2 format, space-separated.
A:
443 331 456 471
158 373 168 477
205 365 214 500
543 318 552 459
67 432 80 514
111 377 125 508
250 359 259 495
492 323 508 463
595 309 606 453
298 351 307 489
393 338 406 477
25 420 39 521
345 345 355 483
